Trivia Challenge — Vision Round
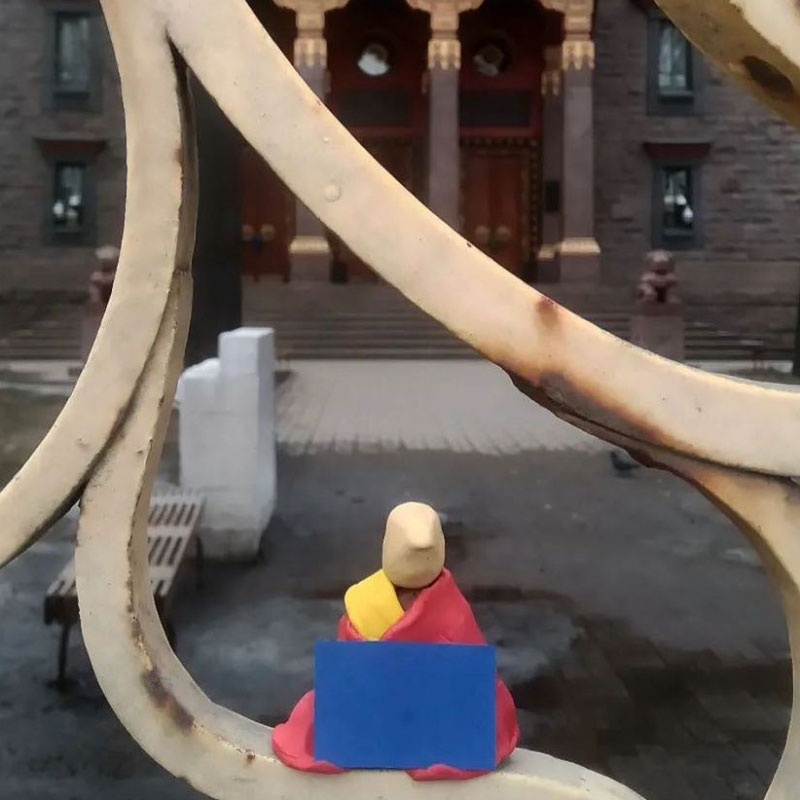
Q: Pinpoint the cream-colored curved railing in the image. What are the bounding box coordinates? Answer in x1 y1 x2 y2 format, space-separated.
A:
0 2 197 567
2 0 800 798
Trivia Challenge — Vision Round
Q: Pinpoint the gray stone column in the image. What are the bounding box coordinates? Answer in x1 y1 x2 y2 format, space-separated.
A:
427 17 461 229
288 18 332 281
556 37 600 284
407 0 481 229
276 0 347 280
537 45 564 283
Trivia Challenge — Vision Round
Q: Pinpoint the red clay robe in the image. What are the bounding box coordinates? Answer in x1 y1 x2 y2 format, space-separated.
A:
272 569 519 780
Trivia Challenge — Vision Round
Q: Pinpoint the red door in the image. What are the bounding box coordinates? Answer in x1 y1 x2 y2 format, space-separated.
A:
240 144 293 280
462 146 529 275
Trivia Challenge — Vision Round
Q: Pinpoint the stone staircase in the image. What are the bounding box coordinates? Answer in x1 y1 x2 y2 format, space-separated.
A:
0 300 83 361
0 284 786 362
242 283 779 362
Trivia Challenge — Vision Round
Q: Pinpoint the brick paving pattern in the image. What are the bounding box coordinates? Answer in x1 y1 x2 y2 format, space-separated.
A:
276 360 606 454
0 382 792 800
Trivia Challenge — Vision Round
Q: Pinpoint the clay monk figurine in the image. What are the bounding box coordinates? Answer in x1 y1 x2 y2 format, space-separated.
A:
272 501 519 780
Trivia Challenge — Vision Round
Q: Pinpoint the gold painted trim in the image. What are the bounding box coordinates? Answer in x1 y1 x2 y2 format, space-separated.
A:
562 39 595 71
405 0 484 15
294 36 327 69
542 45 563 96
407 0 482 70
428 37 461 70
557 237 601 256
541 70 562 96
537 244 557 261
288 234 332 255
565 0 594 37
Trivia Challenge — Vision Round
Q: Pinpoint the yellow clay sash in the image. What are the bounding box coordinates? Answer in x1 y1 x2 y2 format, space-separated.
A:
344 569 404 640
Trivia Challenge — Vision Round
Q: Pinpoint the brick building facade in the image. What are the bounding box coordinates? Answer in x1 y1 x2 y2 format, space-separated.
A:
594 0 800 309
0 0 124 295
1 0 798 336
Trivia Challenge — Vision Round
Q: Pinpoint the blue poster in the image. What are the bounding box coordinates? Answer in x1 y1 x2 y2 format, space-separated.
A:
314 640 496 770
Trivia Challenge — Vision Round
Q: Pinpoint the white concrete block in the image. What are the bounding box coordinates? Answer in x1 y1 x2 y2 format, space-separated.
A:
178 328 276 560
177 359 221 412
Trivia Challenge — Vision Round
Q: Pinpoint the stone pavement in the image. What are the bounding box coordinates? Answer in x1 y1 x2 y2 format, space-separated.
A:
0 370 793 800
276 359 606 454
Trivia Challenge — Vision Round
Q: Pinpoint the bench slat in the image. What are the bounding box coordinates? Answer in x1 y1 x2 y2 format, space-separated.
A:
45 492 204 625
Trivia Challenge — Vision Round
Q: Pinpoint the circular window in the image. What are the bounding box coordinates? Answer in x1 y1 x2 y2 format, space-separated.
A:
358 41 392 77
473 40 510 77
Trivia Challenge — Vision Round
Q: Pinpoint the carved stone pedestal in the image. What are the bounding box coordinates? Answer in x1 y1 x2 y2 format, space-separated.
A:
631 302 685 362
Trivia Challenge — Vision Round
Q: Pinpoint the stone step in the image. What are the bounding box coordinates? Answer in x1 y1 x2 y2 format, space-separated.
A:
0 292 782 362
263 321 742 336
5 346 774 361
1 340 80 349
266 311 641 325
255 307 709 318
273 346 783 361
271 335 768 352
269 334 761 347
1 334 81 344
248 311 719 327
1 342 785 361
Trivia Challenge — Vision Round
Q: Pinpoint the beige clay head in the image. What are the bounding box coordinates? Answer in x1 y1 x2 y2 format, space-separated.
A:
382 502 445 589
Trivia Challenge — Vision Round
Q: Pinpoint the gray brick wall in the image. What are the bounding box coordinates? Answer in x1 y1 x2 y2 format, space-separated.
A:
594 0 800 302
0 0 125 295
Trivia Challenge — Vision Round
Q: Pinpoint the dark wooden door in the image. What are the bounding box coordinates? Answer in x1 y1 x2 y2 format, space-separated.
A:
240 144 293 280
462 146 528 275
331 139 418 282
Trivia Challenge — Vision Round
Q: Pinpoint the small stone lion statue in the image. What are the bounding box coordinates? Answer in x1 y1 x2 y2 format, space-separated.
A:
637 250 679 304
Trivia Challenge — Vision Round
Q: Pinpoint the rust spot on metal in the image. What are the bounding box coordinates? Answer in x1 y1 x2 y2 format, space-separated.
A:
141 666 195 733
505 367 668 452
125 575 139 628
142 666 170 707
742 56 796 101
245 751 256 764
626 445 658 470
130 614 144 645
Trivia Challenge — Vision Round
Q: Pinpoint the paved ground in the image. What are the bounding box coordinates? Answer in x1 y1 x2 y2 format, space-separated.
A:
275 359 798 453
276 360 607 454
0 388 66 486
0 366 793 800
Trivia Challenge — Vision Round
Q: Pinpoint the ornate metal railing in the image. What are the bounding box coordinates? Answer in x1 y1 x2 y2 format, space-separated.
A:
2 1 800 798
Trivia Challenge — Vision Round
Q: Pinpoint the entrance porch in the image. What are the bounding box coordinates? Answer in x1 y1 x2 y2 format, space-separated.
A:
237 0 599 286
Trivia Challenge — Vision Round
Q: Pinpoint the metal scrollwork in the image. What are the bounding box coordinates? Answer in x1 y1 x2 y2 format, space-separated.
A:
2 1 800 799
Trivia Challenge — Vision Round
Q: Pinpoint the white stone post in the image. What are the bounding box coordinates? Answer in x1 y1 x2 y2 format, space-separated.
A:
177 328 276 560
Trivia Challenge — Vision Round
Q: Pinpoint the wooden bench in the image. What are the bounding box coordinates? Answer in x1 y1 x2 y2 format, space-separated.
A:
44 492 204 689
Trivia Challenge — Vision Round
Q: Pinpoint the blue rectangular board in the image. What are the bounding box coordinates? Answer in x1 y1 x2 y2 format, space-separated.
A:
314 640 495 770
